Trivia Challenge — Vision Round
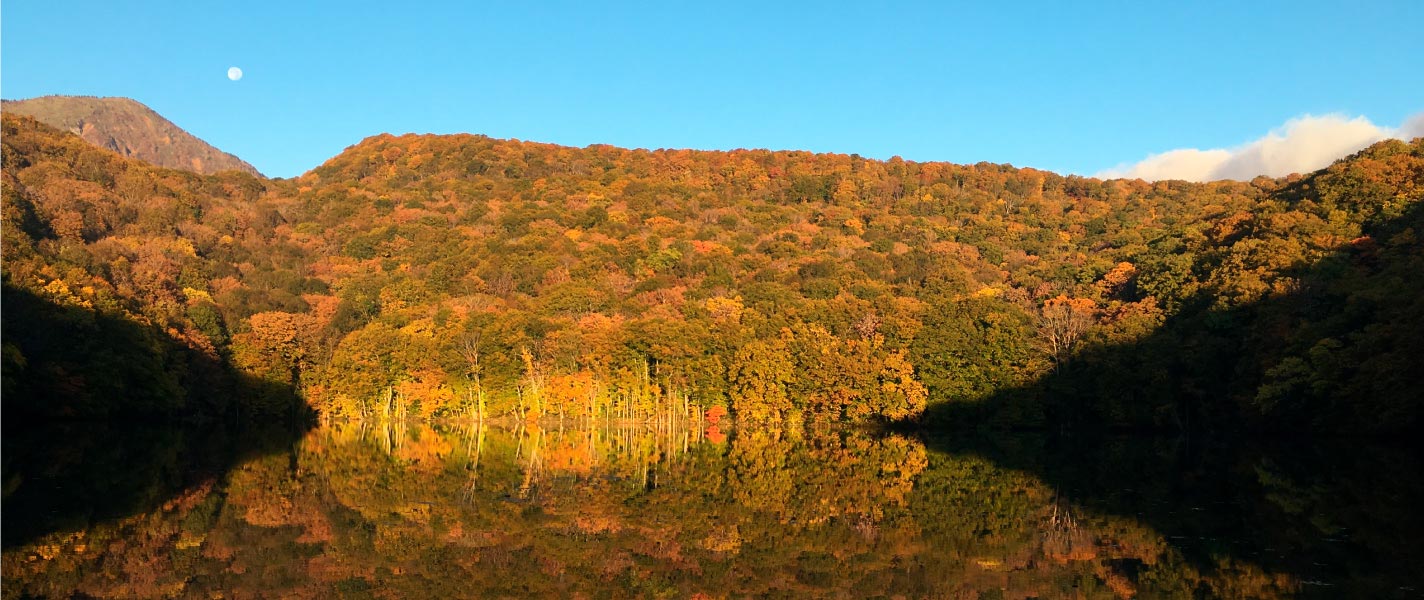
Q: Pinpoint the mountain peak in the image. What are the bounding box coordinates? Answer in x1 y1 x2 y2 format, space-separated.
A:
1 95 261 177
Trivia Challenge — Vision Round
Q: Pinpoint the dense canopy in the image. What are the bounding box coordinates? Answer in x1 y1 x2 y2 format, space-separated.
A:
3 111 1421 433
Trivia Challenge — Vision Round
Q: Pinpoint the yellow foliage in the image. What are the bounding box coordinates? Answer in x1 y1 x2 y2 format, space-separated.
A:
973 286 1001 298
41 279 93 308
705 295 745 323
182 287 214 304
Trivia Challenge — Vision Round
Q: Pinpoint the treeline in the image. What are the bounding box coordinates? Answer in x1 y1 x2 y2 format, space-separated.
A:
3 111 1420 431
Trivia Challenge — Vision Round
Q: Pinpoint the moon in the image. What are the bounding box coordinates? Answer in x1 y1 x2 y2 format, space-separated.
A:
227 67 243 81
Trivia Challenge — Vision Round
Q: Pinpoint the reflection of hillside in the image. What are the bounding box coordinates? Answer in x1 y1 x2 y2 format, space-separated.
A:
248 423 939 597
917 435 1424 597
9 421 1400 598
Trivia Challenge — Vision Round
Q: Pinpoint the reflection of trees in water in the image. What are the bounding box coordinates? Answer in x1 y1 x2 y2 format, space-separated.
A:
461 422 484 504
335 419 715 504
517 424 542 499
1041 495 1093 563
4 423 1418 598
917 435 1424 598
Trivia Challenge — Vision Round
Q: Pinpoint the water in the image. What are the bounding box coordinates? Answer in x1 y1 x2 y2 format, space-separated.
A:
3 421 1422 598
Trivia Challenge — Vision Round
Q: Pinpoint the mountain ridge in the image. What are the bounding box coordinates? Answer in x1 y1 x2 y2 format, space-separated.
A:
2 95 261 177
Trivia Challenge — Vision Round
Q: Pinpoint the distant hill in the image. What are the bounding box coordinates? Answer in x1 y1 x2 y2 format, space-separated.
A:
1 95 261 176
2 107 1421 434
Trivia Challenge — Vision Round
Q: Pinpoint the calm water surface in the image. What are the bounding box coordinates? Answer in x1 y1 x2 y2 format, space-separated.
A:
3 421 1422 598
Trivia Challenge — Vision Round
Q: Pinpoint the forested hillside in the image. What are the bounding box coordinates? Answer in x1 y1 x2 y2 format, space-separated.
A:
1 114 304 420
3 110 1420 433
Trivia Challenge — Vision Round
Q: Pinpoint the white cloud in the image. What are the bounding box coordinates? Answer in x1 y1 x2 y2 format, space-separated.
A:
1097 112 1424 182
1096 147 1232 183
1400 112 1424 140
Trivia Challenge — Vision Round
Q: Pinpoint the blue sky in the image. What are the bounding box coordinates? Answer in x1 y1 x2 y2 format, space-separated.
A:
4 1 1422 179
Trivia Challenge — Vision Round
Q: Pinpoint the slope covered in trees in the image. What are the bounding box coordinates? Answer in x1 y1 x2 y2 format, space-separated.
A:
1 114 310 420
2 110 1420 433
921 140 1424 434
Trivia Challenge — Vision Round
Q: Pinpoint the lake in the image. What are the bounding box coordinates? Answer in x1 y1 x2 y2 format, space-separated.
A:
3 421 1422 598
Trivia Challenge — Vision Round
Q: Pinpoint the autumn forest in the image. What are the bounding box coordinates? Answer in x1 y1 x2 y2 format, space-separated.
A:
5 96 1424 598
3 111 1422 433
